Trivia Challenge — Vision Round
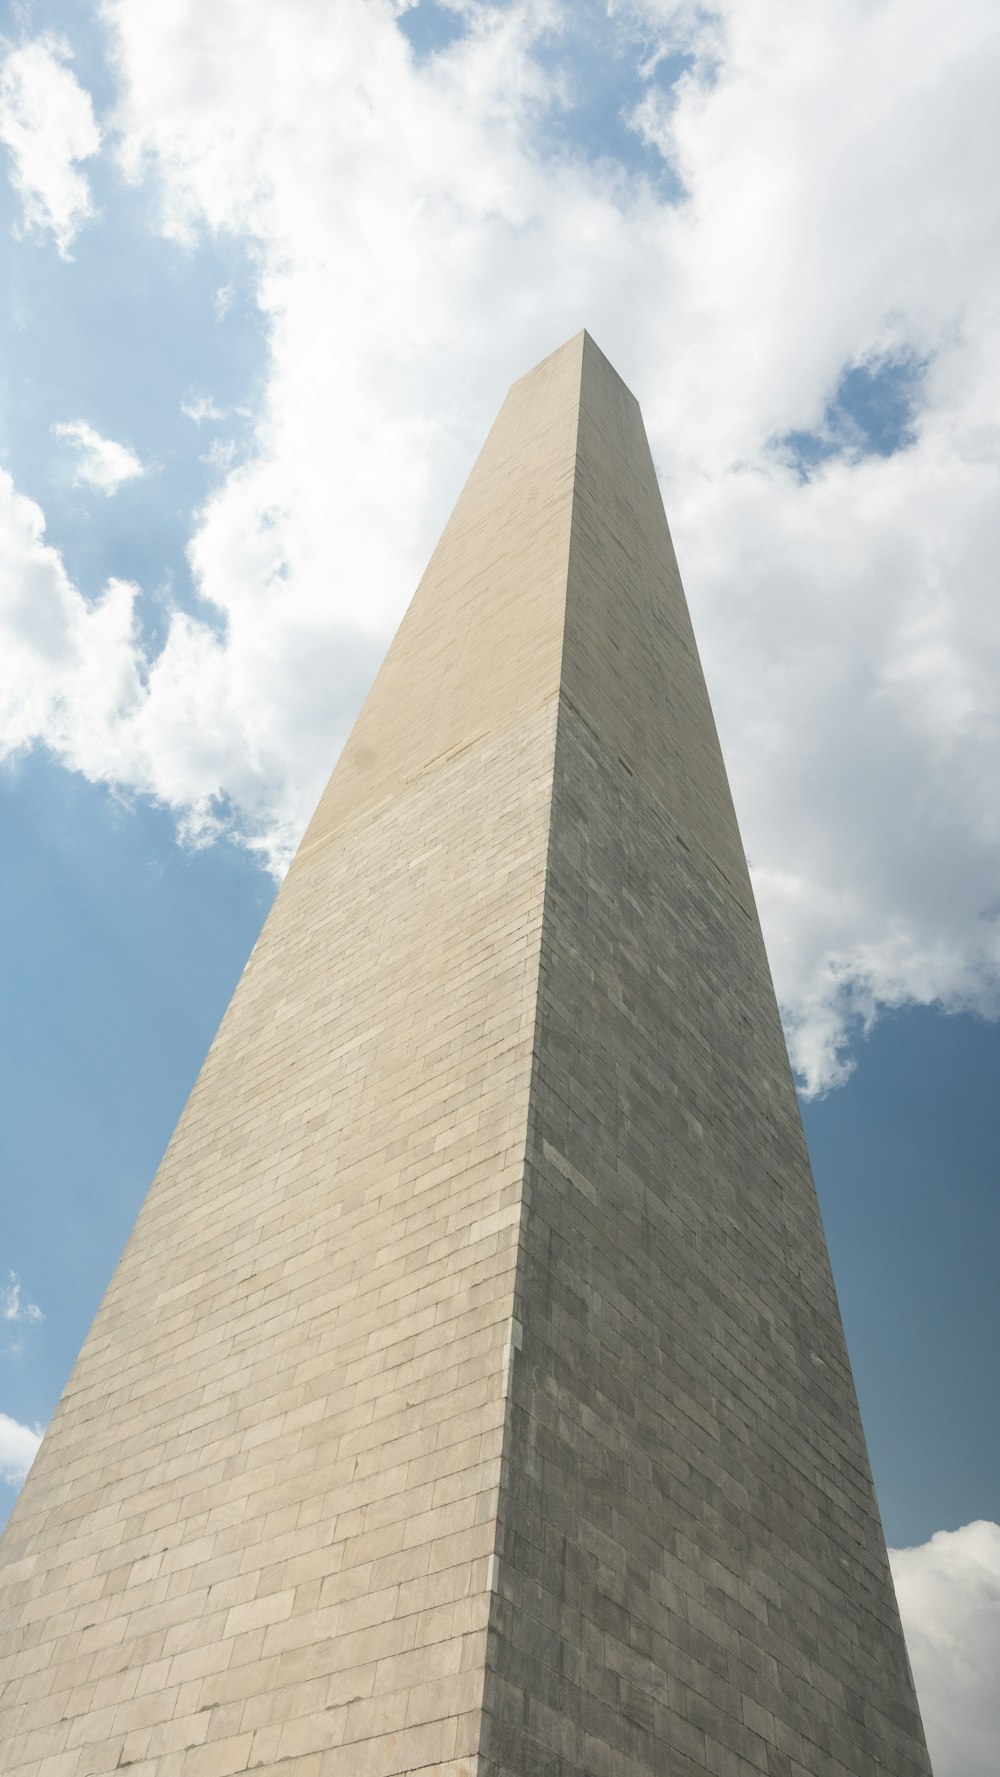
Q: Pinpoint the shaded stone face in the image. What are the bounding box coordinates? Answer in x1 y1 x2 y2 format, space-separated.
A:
0 334 932 1777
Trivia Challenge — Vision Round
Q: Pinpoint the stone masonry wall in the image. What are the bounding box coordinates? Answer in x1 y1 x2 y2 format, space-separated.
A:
0 334 931 1777
0 340 587 1777
477 337 931 1777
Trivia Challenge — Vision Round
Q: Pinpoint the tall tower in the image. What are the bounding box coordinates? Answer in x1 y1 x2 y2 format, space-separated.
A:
0 334 931 1777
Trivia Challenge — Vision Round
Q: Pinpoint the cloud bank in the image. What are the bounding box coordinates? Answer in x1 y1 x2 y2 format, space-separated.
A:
0 0 998 1091
892 1521 1000 1777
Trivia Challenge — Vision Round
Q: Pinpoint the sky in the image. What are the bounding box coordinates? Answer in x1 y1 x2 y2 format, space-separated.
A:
0 0 998 1769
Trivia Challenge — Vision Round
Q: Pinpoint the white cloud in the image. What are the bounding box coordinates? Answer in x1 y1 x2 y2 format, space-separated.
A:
0 467 145 777
1 1272 43 1325
52 419 146 494
0 0 997 1088
1 1270 44 1360
892 1521 1000 1777
0 33 101 257
0 1412 42 1487
0 461 380 861
181 393 227 424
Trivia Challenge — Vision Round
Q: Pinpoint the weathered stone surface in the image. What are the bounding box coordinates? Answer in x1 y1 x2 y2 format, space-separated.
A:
0 333 931 1777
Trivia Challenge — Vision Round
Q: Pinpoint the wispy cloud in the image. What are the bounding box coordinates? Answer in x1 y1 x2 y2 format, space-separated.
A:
181 393 227 424
52 419 145 494
2 1270 44 1359
0 1411 43 1487
1 1272 43 1326
892 1521 1000 1777
0 33 101 257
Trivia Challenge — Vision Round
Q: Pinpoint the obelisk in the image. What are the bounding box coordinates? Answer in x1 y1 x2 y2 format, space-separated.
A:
0 334 931 1777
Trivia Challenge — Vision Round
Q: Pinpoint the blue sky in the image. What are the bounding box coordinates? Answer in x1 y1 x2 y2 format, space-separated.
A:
1 3 999 1770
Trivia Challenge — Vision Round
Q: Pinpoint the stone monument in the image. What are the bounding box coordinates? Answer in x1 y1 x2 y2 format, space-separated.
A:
0 333 932 1777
